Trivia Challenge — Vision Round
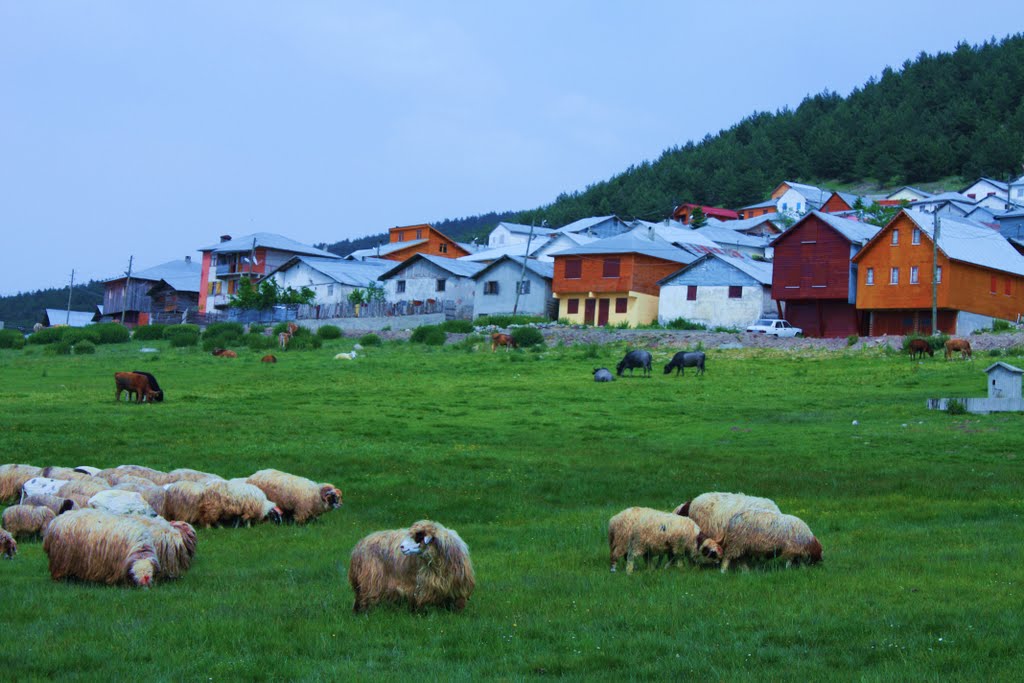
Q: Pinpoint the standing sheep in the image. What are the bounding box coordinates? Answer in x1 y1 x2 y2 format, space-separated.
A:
43 509 160 587
0 528 16 559
99 465 170 486
162 481 210 525
348 520 475 613
58 479 110 501
246 469 342 524
608 507 722 574
197 480 283 528
0 464 42 503
2 505 57 539
673 492 781 541
718 509 823 572
164 468 224 484
132 516 198 579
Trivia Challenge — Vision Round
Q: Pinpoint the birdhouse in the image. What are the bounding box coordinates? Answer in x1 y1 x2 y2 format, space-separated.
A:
984 362 1023 400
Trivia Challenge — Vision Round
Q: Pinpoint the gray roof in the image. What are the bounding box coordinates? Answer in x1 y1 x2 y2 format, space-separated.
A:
706 215 782 233
472 255 554 281
458 240 547 262
963 177 1009 193
551 226 695 264
497 222 556 237
984 362 1023 375
346 239 428 259
811 210 881 245
148 275 201 294
378 253 486 281
834 191 872 208
659 252 773 286
265 256 390 287
44 309 95 327
200 232 339 258
902 211 1024 277
738 198 778 210
692 225 771 248
104 257 202 284
886 186 933 200
553 215 620 235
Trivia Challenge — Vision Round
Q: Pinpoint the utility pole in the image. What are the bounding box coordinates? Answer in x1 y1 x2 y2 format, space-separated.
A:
512 220 538 316
931 211 941 336
121 256 133 325
65 269 75 326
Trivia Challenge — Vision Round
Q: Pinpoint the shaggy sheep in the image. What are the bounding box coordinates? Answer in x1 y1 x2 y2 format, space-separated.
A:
58 479 110 501
2 504 58 539
137 486 167 517
608 507 722 574
718 509 823 572
132 516 197 579
348 519 475 613
246 469 342 524
0 464 42 503
21 494 78 515
43 509 160 587
99 465 170 486
88 490 158 516
673 492 781 541
40 466 94 482
197 479 283 528
22 476 71 500
0 528 16 559
98 470 158 487
161 481 209 525
164 468 224 485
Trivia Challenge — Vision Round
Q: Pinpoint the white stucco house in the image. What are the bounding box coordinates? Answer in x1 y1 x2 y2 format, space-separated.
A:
264 256 390 305
471 256 555 319
486 222 555 249
377 254 485 319
657 253 775 329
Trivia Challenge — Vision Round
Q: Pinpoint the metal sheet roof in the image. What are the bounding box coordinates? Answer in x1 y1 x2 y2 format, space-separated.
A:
659 252 773 286
903 211 1024 277
44 309 95 327
472 255 554 281
378 253 486 281
345 239 428 259
266 256 390 287
553 215 621 235
810 210 881 245
550 226 695 264
706 215 782 233
200 232 339 258
497 222 556 237
104 258 202 284
458 241 547 262
692 225 771 248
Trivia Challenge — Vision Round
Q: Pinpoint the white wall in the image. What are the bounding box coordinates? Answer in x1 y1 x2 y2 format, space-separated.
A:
775 188 811 217
268 263 360 305
658 285 773 328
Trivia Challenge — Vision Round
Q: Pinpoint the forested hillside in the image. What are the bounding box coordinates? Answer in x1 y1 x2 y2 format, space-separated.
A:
0 281 105 332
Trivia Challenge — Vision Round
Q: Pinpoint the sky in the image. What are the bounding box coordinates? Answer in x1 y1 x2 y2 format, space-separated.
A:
1 1 1021 295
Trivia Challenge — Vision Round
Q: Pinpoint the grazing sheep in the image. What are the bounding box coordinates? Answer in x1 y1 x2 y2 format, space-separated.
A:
21 494 78 515
137 486 167 517
88 490 158 517
718 509 823 572
98 470 158 487
608 507 722 574
246 469 342 524
43 509 160 587
73 466 103 476
132 516 197 579
334 351 357 360
111 478 157 494
348 520 475 613
164 468 224 484
197 480 283 528
162 481 209 525
0 464 42 503
673 492 781 541
2 505 57 539
58 479 110 501
0 528 16 559
593 367 615 382
40 466 94 481
616 350 653 377
22 476 71 500
100 465 170 486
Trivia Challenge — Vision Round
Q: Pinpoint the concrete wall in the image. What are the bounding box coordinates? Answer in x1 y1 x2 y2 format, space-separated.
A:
268 262 361 305
296 313 446 333
381 260 475 318
473 260 552 318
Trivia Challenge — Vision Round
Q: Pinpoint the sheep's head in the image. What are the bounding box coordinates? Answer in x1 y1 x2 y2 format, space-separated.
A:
0 534 16 559
169 521 198 558
673 501 691 517
697 534 723 564
320 485 342 509
129 558 157 587
266 505 284 525
400 521 439 557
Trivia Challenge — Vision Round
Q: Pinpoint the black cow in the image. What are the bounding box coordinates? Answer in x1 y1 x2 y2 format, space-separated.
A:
616 350 652 377
593 367 615 382
664 351 706 376
130 370 164 402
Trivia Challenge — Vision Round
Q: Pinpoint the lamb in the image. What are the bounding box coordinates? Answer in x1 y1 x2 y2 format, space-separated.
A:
88 490 158 516
0 464 42 503
718 509 823 572
197 479 283 528
0 528 16 559
43 509 160 587
245 469 342 524
673 491 781 541
21 494 78 515
348 519 475 613
2 504 57 539
132 516 197 579
607 507 722 574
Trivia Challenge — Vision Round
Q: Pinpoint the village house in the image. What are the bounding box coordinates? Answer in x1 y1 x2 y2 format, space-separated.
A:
103 256 202 326
657 253 774 329
852 210 1024 334
960 177 1011 203
691 224 772 259
346 224 471 262
471 255 555 319
886 186 933 203
377 253 485 319
263 256 390 306
486 222 556 249
771 181 830 217
735 198 778 220
671 203 738 224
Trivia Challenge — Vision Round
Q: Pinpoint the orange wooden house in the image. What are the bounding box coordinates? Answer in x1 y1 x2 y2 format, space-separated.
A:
672 203 738 224
348 224 470 262
852 210 1024 335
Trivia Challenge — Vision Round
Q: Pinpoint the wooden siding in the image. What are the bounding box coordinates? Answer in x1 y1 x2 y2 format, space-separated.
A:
552 253 682 297
385 225 470 260
771 214 856 302
869 310 957 335
821 194 854 213
737 206 778 220
785 300 865 338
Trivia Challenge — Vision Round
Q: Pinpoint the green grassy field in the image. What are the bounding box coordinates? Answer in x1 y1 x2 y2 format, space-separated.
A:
0 337 1021 681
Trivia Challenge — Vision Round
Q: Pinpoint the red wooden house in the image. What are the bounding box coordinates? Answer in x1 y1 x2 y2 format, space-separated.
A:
347 224 471 262
770 211 880 337
672 204 739 224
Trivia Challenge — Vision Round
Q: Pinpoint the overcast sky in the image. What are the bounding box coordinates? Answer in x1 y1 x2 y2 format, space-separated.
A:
1 2 1020 295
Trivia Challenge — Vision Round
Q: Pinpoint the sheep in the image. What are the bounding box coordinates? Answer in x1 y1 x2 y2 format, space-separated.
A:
673 492 781 542
246 469 342 524
348 520 475 613
162 481 209 525
21 494 78 515
334 351 357 360
39 466 94 482
88 490 158 516
197 479 283 528
2 505 58 539
43 509 160 587
608 507 722 574
98 470 158 487
132 516 197 579
98 465 169 486
718 509 823 573
0 528 16 559
0 464 42 503
137 486 167 517
164 468 224 485
58 478 110 501
72 466 103 476
21 476 70 500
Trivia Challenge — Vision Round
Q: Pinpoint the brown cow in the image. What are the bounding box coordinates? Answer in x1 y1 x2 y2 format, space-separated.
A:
287 322 299 336
908 338 933 360
491 332 517 352
944 338 972 360
114 372 160 403
219 350 238 359
278 332 291 350
261 354 277 363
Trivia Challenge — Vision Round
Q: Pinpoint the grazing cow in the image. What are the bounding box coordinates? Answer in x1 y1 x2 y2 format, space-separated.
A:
287 322 299 336
908 338 933 360
616 350 652 377
130 371 164 402
114 372 160 403
261 355 277 363
593 367 615 382
211 348 226 356
219 350 238 359
278 332 291 350
945 338 972 360
664 351 706 376
491 333 517 352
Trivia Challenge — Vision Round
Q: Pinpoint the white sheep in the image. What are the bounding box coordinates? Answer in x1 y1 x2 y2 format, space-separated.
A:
0 464 42 503
718 509 823 572
197 479 282 528
2 504 57 539
43 509 160 587
608 507 722 574
334 351 357 360
20 476 71 501
245 469 341 524
21 494 78 515
674 491 780 541
132 516 198 579
88 489 158 516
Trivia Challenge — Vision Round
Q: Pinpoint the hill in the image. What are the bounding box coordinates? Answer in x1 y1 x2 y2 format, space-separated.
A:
0 280 105 332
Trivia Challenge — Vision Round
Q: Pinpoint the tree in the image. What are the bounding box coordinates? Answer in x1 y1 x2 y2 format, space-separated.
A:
229 278 314 309
689 207 708 228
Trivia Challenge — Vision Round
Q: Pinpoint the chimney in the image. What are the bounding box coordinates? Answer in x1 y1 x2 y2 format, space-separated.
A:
220 234 232 242
648 225 655 241
185 255 191 264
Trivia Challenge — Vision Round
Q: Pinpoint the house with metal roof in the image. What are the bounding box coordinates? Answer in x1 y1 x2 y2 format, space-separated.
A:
961 177 1010 202
771 181 830 217
886 186 934 203
692 225 773 259
103 256 202 326
377 254 485 319
458 240 548 263
552 216 632 239
264 256 391 307
671 203 739 224
736 198 778 220
43 308 98 328
706 215 783 237
657 253 774 330
901 192 975 217
852 210 1024 335
531 230 599 262
471 256 555 319
486 222 556 249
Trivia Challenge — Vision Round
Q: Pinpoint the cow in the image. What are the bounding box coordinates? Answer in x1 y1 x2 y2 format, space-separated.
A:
114 372 160 404
491 333 517 352
287 322 299 336
130 371 164 402
944 338 972 360
278 332 291 350
616 350 652 377
219 350 238 359
593 368 615 382
908 338 933 360
664 351 706 376
261 354 278 363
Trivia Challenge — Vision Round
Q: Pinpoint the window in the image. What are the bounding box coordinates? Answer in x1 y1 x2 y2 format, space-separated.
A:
567 298 579 314
866 267 874 285
439 243 449 254
782 202 788 211
416 229 423 239
891 229 899 245
890 267 899 285
602 258 620 278
936 266 942 284
686 286 697 301
910 266 919 284
397 280 406 294
912 228 920 245
1017 188 1024 198
402 231 409 241
436 278 446 292
728 285 742 298
228 280 237 294
564 258 582 279
1005 278 1012 296
518 280 530 295
615 297 627 313
208 282 216 295
991 276 997 294
796 202 802 212
327 284 334 296
483 281 499 295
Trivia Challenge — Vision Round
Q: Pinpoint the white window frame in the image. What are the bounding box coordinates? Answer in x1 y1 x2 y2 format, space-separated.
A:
891 229 899 245
910 266 919 284
936 266 942 284
890 267 899 285
912 228 920 245
866 267 874 285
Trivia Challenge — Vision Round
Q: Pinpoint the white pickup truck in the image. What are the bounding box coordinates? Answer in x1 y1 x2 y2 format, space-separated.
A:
745 319 803 337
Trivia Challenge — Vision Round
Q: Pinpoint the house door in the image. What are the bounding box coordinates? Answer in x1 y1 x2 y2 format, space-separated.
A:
597 299 610 326
584 298 596 325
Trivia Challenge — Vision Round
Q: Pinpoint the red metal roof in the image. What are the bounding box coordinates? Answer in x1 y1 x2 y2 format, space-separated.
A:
672 204 739 221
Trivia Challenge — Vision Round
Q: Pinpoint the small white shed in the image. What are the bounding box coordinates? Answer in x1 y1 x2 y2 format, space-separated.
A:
985 362 1023 400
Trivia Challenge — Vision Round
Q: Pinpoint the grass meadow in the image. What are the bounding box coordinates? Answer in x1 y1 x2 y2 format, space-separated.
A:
0 335 1021 681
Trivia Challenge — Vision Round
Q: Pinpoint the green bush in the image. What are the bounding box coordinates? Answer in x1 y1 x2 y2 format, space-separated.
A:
44 341 72 355
946 399 967 415
168 331 199 348
578 343 601 359
244 333 278 351
511 327 545 348
665 318 707 331
203 322 246 341
286 334 322 351
992 319 1015 333
272 322 293 335
847 334 860 347
28 327 66 344
132 324 166 341
358 333 382 347
410 325 447 346
164 324 200 339
63 327 101 345
1006 345 1024 357
440 320 474 334
987 348 1002 357
73 340 96 355
480 315 548 327
91 323 131 344
202 335 235 352
0 329 26 349
317 325 342 339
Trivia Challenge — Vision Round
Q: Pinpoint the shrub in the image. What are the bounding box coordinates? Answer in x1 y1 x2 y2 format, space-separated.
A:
168 330 199 348
91 323 131 344
1006 345 1024 357
665 318 707 331
63 328 101 346
44 341 72 355
203 322 246 341
245 333 278 351
511 327 545 348
847 334 859 347
479 315 548 328
410 325 447 346
711 326 741 333
164 324 200 340
987 349 1002 357
73 340 96 355
132 324 166 341
440 320 474 334
286 334 323 351
990 319 1015 333
946 399 967 415
0 329 26 349
28 327 66 344
317 325 342 339
452 333 485 352
578 343 601 359
358 333 382 347
272 322 293 335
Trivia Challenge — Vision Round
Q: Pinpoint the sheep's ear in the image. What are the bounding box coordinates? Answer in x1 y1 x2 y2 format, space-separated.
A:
59 499 75 514
660 524 667 532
